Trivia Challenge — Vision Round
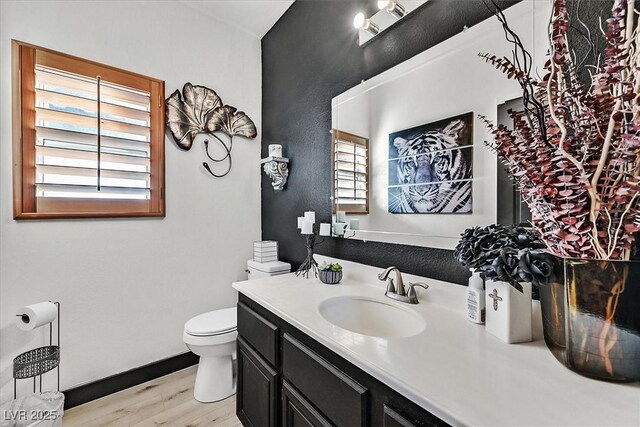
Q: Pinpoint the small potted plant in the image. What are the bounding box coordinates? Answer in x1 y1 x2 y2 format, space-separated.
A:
318 262 343 285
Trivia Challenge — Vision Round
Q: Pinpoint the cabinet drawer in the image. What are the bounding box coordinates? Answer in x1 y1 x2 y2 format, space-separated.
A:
282 381 332 427
282 333 368 426
383 403 447 427
238 301 279 366
383 405 418 427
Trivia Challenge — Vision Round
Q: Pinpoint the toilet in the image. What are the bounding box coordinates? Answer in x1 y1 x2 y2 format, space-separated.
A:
183 259 291 402
183 307 237 402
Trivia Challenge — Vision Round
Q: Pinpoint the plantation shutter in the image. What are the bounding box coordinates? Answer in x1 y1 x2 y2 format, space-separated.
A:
332 130 369 214
14 41 165 218
35 67 151 199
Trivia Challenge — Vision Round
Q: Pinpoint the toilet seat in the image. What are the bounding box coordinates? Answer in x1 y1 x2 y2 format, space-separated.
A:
183 329 237 347
184 307 237 337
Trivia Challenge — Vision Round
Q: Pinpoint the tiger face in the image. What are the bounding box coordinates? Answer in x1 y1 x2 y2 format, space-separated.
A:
393 119 471 213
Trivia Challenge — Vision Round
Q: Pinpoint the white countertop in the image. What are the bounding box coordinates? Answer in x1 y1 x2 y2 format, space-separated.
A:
233 256 640 427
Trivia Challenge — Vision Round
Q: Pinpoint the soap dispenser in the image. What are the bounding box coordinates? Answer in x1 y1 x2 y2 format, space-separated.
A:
466 270 485 324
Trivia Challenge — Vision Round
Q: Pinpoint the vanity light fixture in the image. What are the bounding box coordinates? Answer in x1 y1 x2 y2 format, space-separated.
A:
353 12 380 36
354 0 427 46
377 0 406 19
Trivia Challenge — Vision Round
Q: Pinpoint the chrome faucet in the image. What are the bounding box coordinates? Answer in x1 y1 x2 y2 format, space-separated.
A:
378 266 429 304
378 266 406 296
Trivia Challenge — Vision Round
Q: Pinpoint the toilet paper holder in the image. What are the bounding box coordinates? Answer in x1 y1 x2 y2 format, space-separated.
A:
13 302 60 398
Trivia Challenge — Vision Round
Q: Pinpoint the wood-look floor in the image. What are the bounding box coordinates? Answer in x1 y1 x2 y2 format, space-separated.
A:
63 366 241 426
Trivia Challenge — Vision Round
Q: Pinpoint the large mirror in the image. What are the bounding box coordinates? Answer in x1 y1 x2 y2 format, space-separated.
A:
331 0 550 249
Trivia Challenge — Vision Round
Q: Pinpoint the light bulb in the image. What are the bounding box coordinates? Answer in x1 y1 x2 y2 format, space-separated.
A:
378 0 406 19
353 12 380 36
353 12 366 29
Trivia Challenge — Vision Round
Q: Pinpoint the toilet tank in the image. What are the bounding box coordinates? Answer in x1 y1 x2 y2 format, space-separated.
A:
247 259 291 280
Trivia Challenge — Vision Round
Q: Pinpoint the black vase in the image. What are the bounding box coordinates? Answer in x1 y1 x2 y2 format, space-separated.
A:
539 257 640 382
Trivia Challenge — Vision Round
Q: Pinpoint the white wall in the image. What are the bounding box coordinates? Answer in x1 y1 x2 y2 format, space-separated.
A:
0 1 262 402
333 1 551 248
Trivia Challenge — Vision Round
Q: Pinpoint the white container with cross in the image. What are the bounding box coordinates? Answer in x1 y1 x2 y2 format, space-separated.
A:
485 279 533 344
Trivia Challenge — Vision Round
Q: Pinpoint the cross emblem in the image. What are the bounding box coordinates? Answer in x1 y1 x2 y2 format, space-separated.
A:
488 288 502 311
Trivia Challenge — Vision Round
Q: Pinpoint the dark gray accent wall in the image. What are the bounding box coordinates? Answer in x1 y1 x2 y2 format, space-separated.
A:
261 0 519 285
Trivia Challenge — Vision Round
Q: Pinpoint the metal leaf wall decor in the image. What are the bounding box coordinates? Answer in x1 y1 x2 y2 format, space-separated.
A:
166 83 257 177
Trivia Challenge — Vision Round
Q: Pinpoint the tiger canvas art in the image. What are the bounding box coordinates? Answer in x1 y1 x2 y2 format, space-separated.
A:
388 112 473 214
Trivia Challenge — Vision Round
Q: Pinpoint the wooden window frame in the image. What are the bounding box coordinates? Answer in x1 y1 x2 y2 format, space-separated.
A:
12 40 165 219
332 129 370 215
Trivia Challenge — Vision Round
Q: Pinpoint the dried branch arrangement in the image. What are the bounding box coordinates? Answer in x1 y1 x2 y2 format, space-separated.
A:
481 0 640 260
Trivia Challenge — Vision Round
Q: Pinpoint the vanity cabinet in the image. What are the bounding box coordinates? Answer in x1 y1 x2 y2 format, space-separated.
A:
236 294 448 427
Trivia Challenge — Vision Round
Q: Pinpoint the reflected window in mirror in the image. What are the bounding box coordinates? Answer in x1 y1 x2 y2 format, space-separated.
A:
496 98 532 226
332 129 369 214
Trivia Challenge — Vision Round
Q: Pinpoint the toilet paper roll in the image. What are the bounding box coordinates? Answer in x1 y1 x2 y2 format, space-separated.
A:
15 302 57 331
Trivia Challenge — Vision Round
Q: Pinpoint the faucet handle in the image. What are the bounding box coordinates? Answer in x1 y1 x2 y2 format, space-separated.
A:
407 282 429 304
386 278 396 294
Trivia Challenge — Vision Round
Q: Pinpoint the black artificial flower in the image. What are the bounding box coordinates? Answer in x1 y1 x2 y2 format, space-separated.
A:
455 224 512 268
507 225 545 249
488 247 524 292
455 224 548 292
454 226 483 268
518 248 555 286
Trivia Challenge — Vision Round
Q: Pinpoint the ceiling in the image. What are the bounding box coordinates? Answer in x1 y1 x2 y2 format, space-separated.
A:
180 0 295 39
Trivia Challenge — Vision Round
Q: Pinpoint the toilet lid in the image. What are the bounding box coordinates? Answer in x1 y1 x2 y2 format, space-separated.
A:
247 259 291 273
184 307 237 336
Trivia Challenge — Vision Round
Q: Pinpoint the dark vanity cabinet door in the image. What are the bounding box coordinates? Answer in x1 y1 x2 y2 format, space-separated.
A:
282 381 333 427
237 337 279 427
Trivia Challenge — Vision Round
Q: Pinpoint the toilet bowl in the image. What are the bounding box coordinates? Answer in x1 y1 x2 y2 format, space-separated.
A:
183 307 237 403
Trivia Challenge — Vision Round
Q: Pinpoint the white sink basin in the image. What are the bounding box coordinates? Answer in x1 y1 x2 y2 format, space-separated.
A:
318 296 426 338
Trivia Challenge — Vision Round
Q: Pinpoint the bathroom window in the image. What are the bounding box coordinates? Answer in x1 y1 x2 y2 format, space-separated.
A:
332 129 369 214
12 40 165 219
